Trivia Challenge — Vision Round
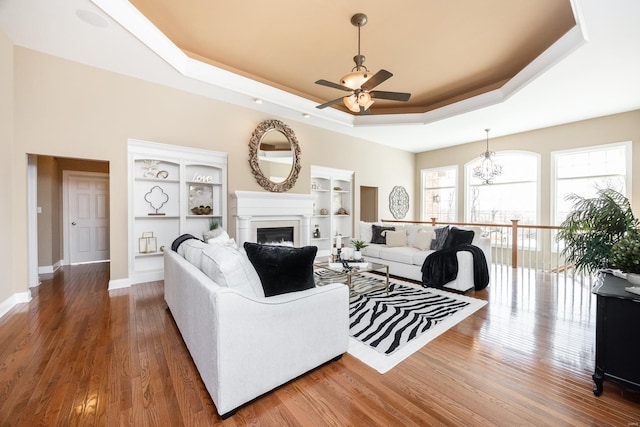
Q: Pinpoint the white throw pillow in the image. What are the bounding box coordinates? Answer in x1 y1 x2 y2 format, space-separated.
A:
359 221 376 243
179 239 208 270
206 229 230 244
201 242 265 298
384 229 407 247
413 229 434 251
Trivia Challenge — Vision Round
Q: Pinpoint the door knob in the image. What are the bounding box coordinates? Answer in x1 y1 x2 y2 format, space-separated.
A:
72 222 77 225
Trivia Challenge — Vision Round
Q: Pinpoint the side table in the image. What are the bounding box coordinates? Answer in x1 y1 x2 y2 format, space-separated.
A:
591 272 640 396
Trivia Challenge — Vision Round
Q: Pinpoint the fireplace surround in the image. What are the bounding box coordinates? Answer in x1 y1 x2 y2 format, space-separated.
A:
230 191 314 248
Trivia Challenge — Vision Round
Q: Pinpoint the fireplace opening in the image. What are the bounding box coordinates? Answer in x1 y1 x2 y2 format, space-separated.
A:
256 226 294 246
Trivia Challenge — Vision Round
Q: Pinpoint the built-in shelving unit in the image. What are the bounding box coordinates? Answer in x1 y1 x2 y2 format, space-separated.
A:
310 166 354 257
128 139 227 285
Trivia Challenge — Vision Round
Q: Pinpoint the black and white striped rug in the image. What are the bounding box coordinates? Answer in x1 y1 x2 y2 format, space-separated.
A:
316 271 487 373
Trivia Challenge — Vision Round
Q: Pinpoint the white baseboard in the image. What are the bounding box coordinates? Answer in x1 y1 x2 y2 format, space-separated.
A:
0 290 32 320
108 277 131 291
38 260 63 275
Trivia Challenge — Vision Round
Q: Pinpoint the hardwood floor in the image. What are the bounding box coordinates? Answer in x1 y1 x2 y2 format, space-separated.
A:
1 263 639 426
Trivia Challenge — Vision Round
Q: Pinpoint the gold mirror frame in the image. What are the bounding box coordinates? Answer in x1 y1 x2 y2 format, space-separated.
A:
249 119 301 192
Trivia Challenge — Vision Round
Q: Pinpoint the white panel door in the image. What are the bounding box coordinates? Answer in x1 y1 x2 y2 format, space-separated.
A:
68 174 110 263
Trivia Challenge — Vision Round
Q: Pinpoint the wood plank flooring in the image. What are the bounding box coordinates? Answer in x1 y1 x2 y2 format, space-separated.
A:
1 262 639 426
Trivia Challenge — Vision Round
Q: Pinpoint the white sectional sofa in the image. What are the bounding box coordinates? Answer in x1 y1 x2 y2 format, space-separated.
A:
164 238 349 418
358 222 491 293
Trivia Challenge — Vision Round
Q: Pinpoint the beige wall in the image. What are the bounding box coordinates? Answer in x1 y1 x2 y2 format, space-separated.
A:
9 47 414 295
0 30 14 303
415 110 640 223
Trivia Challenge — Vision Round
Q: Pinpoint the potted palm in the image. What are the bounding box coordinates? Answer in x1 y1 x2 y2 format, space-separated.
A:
557 188 638 274
610 230 640 284
351 239 368 260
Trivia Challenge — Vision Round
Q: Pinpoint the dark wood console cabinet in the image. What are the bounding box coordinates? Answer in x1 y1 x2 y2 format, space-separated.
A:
592 273 640 396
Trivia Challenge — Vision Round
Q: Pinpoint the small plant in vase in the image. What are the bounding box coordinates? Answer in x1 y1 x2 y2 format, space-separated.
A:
351 239 368 260
203 218 223 241
610 230 640 285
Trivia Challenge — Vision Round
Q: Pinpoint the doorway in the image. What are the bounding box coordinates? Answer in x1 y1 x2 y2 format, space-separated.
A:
360 186 378 222
63 171 110 264
28 155 110 285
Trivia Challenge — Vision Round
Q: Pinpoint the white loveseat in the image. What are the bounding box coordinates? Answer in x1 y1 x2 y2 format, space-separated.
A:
358 222 491 293
164 239 349 418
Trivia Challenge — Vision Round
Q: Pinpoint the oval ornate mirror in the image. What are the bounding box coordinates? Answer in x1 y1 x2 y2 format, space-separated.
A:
249 119 301 192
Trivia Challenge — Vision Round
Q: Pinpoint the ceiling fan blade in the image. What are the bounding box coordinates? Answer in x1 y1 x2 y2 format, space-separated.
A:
360 69 393 91
316 97 345 109
315 79 353 92
370 90 411 102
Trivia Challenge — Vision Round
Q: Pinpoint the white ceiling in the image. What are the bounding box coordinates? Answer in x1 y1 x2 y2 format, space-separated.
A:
1 0 639 153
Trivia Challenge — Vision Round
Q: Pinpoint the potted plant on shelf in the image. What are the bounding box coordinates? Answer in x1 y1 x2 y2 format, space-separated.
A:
203 218 223 241
610 230 640 285
557 187 638 274
351 239 368 260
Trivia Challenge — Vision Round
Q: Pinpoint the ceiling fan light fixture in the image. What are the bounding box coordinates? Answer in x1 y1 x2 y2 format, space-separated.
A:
340 71 370 90
343 94 360 113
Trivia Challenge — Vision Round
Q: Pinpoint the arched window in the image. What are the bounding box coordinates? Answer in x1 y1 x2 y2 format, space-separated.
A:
420 166 457 222
552 141 631 225
465 151 540 225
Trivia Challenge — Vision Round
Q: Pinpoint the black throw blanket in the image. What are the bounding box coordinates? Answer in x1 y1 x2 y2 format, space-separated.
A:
421 244 489 290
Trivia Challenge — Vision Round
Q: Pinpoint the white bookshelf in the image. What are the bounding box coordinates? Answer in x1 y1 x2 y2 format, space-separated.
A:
128 140 227 285
310 166 354 257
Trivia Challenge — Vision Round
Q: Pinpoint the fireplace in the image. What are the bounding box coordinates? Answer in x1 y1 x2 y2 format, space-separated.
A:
230 191 314 248
257 226 294 246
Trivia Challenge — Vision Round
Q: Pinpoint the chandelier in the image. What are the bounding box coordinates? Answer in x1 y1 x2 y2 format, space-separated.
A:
472 128 503 185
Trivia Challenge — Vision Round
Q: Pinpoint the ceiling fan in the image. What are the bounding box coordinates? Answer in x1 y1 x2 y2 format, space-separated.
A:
315 13 411 115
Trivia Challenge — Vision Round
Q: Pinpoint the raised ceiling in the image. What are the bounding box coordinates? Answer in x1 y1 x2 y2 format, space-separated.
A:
128 0 575 115
1 0 639 152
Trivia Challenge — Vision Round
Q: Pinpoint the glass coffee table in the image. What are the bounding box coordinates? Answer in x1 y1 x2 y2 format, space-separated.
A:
314 260 389 296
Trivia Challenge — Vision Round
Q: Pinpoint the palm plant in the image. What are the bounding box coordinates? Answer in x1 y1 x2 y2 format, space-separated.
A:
557 188 638 274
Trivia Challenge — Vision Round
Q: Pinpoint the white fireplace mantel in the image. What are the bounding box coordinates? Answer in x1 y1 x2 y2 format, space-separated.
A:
230 191 314 247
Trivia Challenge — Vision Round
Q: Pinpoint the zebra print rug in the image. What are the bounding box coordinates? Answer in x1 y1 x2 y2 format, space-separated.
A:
316 271 487 373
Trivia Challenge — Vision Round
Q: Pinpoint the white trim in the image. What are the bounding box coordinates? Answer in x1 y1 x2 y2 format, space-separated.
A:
108 277 132 291
0 291 32 320
27 155 39 288
62 170 110 265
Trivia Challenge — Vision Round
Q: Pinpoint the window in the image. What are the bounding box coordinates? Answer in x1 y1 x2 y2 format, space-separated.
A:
465 151 539 225
421 166 457 222
552 142 631 225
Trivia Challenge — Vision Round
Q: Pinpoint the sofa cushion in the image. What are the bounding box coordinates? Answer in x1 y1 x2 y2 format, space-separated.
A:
412 250 433 266
384 229 407 247
244 242 318 297
413 229 434 251
430 226 450 251
201 241 264 298
361 243 382 258
359 221 376 243
444 227 475 249
178 238 209 270
377 246 418 264
372 225 395 244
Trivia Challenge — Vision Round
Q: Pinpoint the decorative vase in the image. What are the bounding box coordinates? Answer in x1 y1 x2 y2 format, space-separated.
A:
627 273 640 286
354 251 362 260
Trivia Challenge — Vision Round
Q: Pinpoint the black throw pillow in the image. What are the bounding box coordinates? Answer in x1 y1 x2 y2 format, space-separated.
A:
171 233 202 252
444 227 475 249
243 242 317 297
371 225 395 244
430 226 450 251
